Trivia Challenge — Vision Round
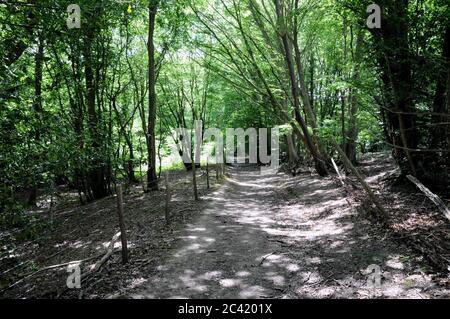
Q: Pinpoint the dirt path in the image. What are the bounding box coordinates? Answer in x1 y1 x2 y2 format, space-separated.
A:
126 165 448 299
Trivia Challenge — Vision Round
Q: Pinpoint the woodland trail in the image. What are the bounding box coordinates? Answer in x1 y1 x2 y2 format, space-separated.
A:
127 164 445 299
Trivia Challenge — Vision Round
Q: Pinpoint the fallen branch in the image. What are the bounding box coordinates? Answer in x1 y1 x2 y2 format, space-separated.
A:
57 232 121 298
332 140 388 221
0 253 102 294
176 208 194 214
331 158 345 186
259 252 276 266
88 232 121 273
406 175 450 222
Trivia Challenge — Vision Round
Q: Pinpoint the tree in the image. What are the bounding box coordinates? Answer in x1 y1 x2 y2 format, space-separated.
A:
146 0 160 191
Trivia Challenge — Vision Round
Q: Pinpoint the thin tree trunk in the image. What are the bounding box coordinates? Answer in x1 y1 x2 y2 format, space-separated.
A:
164 171 171 224
116 185 129 264
206 161 210 190
370 0 418 177
430 27 450 149
275 0 328 176
146 0 159 191
126 137 138 183
84 22 108 199
341 92 346 147
341 17 347 156
345 29 364 165
29 34 45 206
286 134 299 164
291 0 328 164
192 156 199 201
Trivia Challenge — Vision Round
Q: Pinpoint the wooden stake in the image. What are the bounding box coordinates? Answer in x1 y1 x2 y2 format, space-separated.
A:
407 175 450 222
332 140 388 220
116 185 129 264
164 171 171 224
206 160 210 189
216 163 219 180
192 157 199 201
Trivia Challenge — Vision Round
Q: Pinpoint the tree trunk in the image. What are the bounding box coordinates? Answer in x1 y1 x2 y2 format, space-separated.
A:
146 0 159 191
370 0 418 177
84 27 108 200
125 136 138 183
430 27 450 149
286 133 299 164
341 91 346 148
292 1 328 164
345 29 364 165
192 156 199 201
28 34 45 206
275 0 328 176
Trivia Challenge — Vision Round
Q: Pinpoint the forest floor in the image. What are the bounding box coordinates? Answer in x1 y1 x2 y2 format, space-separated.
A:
1 152 449 299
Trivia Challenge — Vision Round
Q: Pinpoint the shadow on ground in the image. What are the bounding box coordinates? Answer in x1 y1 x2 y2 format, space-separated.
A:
122 165 448 299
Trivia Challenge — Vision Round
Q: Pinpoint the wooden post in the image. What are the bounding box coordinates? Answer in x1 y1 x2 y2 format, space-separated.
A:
192 157 199 201
206 160 210 189
116 185 129 264
332 140 388 220
49 180 55 229
164 171 171 224
216 163 219 180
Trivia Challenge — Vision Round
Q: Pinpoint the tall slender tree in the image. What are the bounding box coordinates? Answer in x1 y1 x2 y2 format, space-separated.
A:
147 0 160 191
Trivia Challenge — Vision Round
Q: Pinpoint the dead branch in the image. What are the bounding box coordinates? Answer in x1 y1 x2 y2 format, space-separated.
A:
88 232 121 273
0 253 102 294
258 252 276 266
331 158 345 186
332 140 388 221
406 175 450 222
56 232 121 298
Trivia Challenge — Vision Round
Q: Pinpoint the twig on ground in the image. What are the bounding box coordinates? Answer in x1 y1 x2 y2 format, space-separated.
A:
259 252 276 266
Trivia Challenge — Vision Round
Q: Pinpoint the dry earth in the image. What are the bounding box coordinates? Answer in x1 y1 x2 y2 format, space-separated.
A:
1 153 449 299
125 160 450 299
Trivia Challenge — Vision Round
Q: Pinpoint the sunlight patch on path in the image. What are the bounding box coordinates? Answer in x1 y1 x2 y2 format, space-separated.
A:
123 165 443 299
